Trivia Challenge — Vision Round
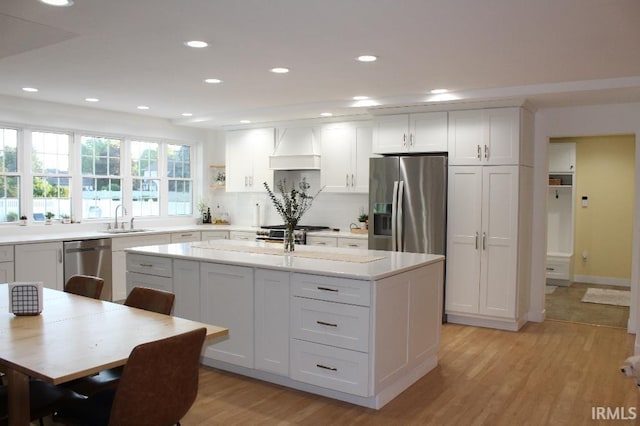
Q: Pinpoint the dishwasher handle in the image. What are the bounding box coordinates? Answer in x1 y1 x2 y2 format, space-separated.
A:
65 246 111 254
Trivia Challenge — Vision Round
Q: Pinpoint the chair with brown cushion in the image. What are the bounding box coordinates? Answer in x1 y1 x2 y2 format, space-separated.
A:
124 286 175 315
0 379 85 426
55 327 206 426
64 287 176 397
64 274 105 299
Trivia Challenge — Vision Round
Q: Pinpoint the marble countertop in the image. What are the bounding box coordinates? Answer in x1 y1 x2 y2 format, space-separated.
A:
126 239 443 281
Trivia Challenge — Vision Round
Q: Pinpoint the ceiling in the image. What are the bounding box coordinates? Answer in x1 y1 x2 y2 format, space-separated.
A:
1 0 639 128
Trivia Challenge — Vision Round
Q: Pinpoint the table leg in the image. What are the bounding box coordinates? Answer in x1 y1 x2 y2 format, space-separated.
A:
6 368 30 426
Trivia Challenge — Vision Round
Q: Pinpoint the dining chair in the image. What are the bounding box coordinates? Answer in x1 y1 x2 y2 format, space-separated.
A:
0 379 84 426
64 287 176 397
64 274 105 299
55 327 207 426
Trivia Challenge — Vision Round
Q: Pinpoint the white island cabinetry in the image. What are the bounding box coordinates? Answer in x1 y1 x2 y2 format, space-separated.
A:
125 240 444 409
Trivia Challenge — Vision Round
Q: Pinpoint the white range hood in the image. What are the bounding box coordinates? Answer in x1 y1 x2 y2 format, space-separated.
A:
269 127 321 170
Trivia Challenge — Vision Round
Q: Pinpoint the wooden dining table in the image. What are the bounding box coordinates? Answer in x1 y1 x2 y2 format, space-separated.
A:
0 283 228 426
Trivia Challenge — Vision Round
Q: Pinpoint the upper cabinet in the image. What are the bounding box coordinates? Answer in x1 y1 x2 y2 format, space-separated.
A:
448 108 533 166
226 128 275 192
372 112 448 154
548 142 576 173
320 122 373 193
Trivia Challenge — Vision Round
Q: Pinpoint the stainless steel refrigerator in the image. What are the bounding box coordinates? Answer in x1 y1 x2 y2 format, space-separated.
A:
368 155 447 255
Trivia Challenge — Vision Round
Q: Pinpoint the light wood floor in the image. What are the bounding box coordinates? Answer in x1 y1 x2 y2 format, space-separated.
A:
179 321 637 425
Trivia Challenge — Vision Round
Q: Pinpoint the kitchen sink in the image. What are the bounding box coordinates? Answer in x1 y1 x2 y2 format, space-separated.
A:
100 228 152 234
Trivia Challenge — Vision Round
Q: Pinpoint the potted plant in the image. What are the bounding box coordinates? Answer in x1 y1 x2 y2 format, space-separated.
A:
358 213 368 229
61 214 71 224
19 215 27 226
45 212 54 225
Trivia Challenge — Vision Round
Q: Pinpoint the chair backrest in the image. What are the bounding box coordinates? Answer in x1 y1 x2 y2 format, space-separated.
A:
108 327 206 426
64 274 105 299
124 287 175 315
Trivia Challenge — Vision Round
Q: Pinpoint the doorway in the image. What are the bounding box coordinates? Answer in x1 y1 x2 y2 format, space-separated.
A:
545 135 635 328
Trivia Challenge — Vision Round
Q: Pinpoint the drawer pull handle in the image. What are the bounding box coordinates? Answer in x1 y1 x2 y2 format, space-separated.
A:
316 320 337 327
348 244 358 247
317 286 338 292
316 364 337 372
546 267 555 271
140 263 153 267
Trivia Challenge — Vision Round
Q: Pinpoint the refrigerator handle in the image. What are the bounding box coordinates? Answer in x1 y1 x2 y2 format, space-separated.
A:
391 181 399 251
397 181 404 252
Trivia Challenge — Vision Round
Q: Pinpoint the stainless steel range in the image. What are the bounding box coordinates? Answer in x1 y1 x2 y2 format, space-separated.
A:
256 225 330 245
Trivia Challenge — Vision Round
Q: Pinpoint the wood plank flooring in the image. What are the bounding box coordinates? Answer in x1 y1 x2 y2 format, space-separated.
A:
181 321 637 425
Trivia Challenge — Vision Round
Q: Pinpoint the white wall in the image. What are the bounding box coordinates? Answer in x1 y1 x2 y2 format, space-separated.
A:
531 103 640 350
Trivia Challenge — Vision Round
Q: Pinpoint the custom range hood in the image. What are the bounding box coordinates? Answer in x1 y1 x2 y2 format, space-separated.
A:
269 127 321 170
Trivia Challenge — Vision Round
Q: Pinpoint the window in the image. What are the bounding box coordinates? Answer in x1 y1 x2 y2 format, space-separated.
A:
167 144 192 215
81 136 122 219
0 128 19 223
32 131 71 221
131 140 159 216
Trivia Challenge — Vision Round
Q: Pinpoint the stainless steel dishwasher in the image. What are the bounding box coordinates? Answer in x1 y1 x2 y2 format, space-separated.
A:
64 239 113 301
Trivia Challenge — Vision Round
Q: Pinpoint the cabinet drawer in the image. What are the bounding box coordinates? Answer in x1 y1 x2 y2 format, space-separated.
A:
546 259 570 280
0 245 13 262
170 231 201 243
201 231 229 240
290 339 369 397
126 272 173 298
292 273 371 306
229 231 256 241
306 236 337 247
291 297 369 352
112 233 171 251
127 254 173 277
337 238 367 249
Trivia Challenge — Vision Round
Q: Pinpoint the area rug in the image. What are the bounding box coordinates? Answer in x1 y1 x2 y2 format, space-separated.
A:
581 288 631 307
545 285 558 294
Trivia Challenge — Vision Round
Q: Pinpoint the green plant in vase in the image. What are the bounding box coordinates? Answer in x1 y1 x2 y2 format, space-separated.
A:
264 178 322 252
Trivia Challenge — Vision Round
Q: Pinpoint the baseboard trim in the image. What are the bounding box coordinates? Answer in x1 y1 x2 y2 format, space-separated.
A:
572 275 630 287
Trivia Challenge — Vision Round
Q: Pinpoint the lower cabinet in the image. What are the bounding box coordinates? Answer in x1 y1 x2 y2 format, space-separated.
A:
15 242 64 290
201 230 229 241
173 259 200 321
0 245 14 283
200 263 254 368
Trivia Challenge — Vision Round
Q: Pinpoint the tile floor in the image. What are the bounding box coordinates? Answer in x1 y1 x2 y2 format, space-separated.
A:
545 281 629 328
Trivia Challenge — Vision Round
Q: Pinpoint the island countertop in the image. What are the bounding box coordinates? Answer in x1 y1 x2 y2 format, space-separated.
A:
126 239 444 281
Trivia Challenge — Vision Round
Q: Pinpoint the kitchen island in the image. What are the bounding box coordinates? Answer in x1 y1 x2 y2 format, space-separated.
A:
125 239 444 409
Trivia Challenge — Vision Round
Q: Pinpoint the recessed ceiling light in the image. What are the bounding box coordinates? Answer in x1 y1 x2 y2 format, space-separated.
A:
137 105 149 110
240 120 251 124
430 89 448 94
353 95 369 100
270 67 290 74
22 87 38 93
320 112 333 117
204 78 222 84
85 97 99 102
181 113 193 117
185 40 208 48
357 55 377 62
352 99 379 108
39 0 74 6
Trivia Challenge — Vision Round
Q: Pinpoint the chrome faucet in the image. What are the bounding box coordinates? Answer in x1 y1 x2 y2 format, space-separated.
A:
115 204 127 229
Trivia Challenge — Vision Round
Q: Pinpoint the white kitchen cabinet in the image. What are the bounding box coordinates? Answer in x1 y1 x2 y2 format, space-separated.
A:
200 262 254 368
170 231 201 243
337 237 368 249
15 242 64 290
112 233 171 301
226 128 275 192
201 230 229 241
173 259 200 321
0 245 14 283
229 230 256 241
372 112 448 154
320 122 372 193
254 269 290 376
548 142 576 173
445 165 532 330
306 235 337 247
448 108 533 166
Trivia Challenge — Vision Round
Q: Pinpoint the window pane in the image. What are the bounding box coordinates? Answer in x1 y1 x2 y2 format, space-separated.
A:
167 144 191 178
168 179 192 215
32 131 70 174
81 136 121 176
33 176 71 220
82 177 121 219
0 176 20 222
132 178 159 216
131 141 158 178
0 128 18 173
